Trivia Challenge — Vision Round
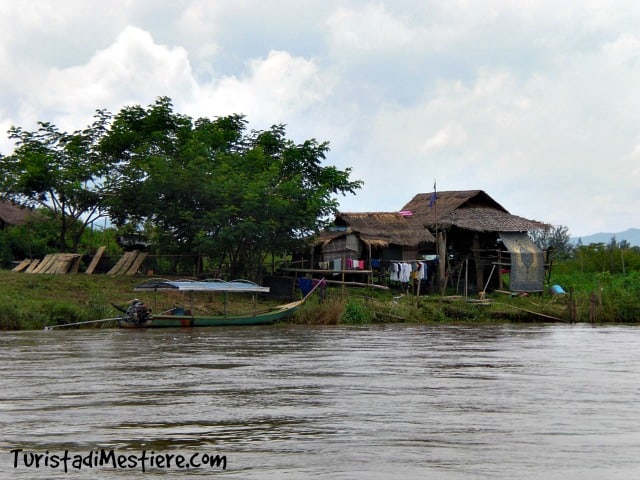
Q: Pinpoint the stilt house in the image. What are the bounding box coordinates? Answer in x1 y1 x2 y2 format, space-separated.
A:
401 190 548 293
303 212 435 287
312 190 548 293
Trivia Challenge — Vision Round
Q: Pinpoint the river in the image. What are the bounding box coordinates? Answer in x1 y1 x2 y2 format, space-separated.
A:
1 323 639 479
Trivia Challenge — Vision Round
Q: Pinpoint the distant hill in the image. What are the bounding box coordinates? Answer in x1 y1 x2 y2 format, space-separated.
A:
571 228 640 246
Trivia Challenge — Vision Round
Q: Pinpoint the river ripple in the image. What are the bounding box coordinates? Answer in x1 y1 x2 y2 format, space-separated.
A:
1 324 639 479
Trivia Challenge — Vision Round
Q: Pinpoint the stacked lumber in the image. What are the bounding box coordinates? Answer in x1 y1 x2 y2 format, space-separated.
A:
27 253 82 274
85 246 106 274
11 248 147 275
107 250 148 275
12 259 34 272
25 259 40 273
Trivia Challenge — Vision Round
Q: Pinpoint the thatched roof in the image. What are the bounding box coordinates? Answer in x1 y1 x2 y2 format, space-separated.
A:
315 212 435 247
0 198 31 226
438 207 546 232
402 190 506 218
401 190 545 233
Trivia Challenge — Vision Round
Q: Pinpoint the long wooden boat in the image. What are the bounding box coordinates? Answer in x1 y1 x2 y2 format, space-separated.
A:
117 278 320 328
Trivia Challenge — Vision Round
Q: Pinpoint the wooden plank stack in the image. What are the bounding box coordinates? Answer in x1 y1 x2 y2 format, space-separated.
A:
107 251 148 275
11 258 33 272
85 246 106 274
24 253 82 274
11 248 147 275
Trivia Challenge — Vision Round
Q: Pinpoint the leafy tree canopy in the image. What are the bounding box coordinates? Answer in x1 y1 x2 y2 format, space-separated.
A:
1 111 112 251
1 97 362 274
100 97 363 276
530 224 574 260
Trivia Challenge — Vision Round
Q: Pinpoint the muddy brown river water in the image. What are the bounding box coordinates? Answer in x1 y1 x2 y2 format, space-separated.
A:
1 323 639 479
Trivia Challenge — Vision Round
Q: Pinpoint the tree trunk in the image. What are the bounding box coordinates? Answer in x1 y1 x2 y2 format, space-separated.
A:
59 215 68 253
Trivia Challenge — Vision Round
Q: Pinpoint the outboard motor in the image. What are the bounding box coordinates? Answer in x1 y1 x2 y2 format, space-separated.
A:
125 299 151 324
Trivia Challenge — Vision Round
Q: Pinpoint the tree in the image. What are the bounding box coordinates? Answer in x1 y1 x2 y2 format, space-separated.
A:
101 97 362 277
530 224 574 260
1 112 112 252
0 209 60 265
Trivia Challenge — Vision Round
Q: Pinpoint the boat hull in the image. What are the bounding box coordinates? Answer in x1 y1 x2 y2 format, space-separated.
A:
117 302 301 328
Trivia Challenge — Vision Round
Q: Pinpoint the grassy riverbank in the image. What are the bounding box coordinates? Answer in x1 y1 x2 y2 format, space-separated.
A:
0 272 145 330
295 289 571 325
0 270 638 330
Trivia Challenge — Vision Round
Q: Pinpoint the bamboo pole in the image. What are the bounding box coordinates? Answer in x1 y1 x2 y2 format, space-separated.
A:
44 317 121 330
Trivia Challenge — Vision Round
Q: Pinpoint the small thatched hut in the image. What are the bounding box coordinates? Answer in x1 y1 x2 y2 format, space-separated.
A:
0 199 32 229
313 211 435 267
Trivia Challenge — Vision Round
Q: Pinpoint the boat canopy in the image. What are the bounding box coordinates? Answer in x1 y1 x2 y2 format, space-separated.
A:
133 279 270 293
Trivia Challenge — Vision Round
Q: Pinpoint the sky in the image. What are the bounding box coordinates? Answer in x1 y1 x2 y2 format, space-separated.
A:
1 1 639 238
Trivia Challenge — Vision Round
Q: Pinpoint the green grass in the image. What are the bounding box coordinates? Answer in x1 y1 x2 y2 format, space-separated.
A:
549 270 640 322
0 271 144 330
1 269 639 330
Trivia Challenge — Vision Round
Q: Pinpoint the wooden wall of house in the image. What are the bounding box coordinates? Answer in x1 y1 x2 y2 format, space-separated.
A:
321 236 345 260
345 234 360 253
370 245 426 262
320 237 421 267
373 245 397 262
401 247 419 261
321 234 362 262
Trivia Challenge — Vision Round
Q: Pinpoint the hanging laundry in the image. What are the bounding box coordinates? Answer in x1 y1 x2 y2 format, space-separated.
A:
390 262 399 282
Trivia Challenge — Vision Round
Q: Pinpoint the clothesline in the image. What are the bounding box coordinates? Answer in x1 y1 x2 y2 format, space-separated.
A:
279 267 373 274
389 261 429 283
380 259 438 264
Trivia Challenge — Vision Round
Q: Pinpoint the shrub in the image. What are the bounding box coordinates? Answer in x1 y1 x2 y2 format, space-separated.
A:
0 303 21 330
41 301 87 327
296 297 345 325
341 300 374 324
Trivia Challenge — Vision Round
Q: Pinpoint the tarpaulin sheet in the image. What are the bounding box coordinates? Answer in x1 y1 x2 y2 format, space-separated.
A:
500 232 544 292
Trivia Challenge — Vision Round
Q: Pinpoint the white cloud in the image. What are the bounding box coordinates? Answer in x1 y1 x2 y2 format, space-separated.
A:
41 27 196 127
419 124 468 155
602 33 640 65
0 24 198 137
186 50 332 128
327 4 415 53
1 0 639 237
